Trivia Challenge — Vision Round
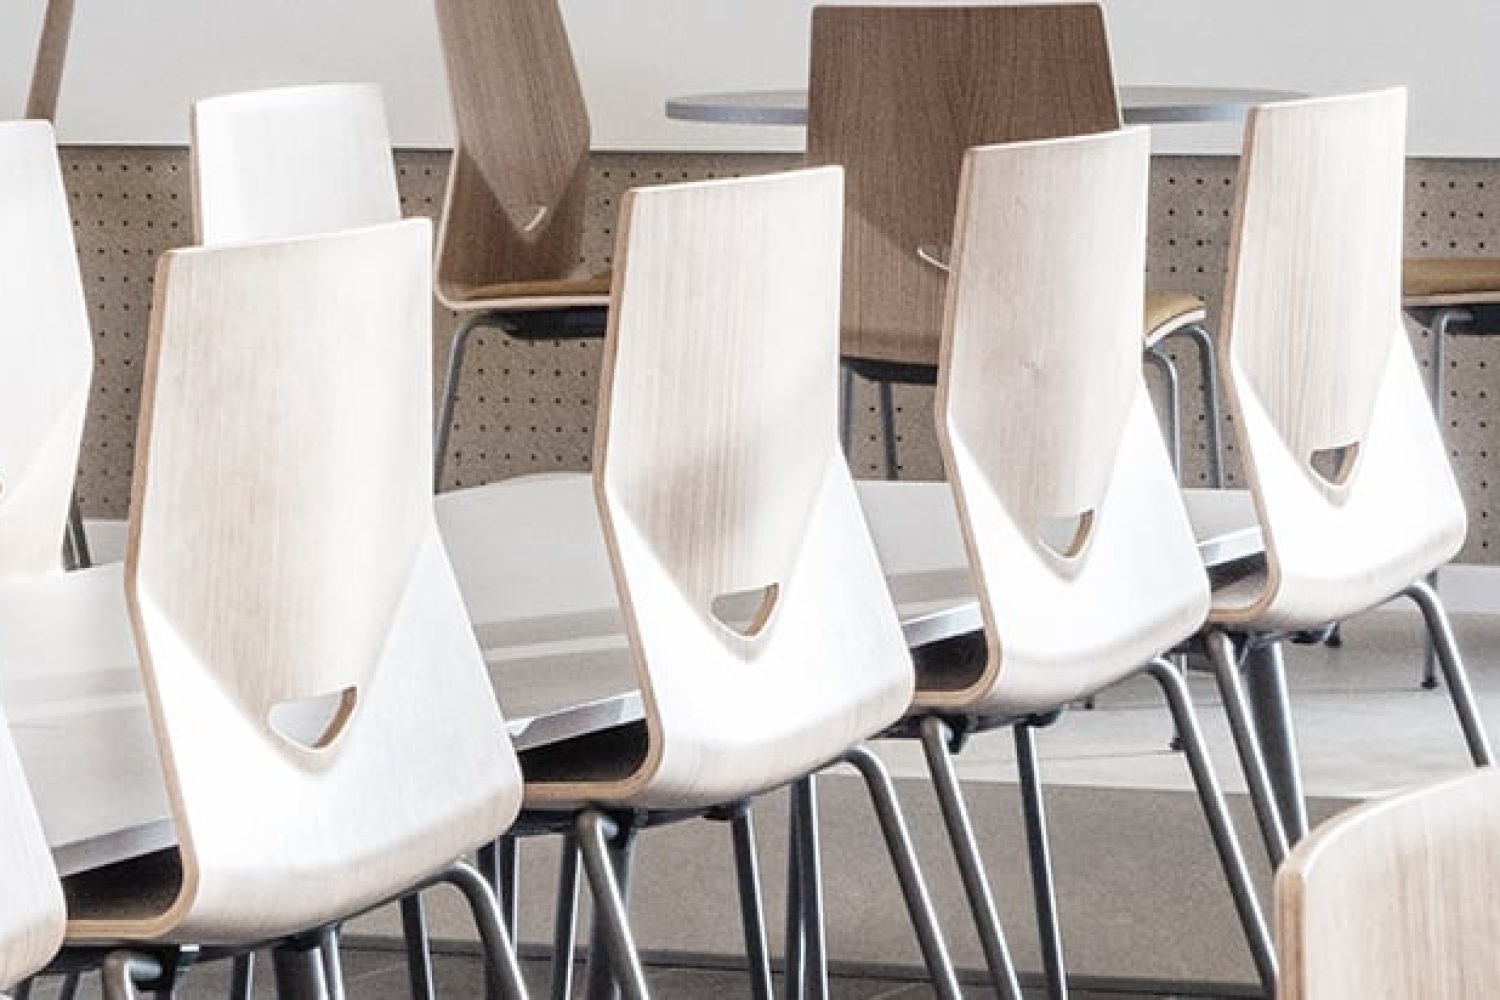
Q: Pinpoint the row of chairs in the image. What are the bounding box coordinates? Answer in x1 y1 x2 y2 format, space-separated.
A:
2 75 1490 1000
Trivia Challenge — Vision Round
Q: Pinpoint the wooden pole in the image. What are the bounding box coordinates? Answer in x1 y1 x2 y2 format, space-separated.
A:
25 0 76 122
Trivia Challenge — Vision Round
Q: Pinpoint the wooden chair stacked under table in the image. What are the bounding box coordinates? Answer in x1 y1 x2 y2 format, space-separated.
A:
429 0 611 488
806 3 1222 484
1199 89 1493 867
1276 767 1500 999
59 219 529 1000
506 167 959 1000
891 128 1272 999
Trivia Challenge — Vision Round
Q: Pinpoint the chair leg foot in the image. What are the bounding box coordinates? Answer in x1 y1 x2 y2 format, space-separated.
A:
841 745 962 1000
577 810 649 1000
918 716 1023 1000
1147 659 1278 995
1406 579 1494 766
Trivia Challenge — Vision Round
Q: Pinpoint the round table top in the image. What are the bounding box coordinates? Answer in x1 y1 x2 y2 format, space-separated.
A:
666 85 1308 127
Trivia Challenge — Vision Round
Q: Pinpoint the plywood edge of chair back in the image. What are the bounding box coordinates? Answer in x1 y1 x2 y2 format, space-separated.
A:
190 82 401 246
0 119 93 579
934 130 1207 711
589 167 913 808
123 219 521 940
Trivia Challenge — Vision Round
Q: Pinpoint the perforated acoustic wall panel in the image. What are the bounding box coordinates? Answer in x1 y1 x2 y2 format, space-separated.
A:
56 149 1500 561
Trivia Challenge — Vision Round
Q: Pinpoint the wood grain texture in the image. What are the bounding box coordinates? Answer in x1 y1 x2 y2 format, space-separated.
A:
66 220 523 944
1277 767 1500 999
0 121 93 581
807 3 1119 366
521 167 913 810
1214 89 1466 628
24 0 75 122
431 0 608 313
1403 256 1500 307
190 83 400 245
930 129 1208 714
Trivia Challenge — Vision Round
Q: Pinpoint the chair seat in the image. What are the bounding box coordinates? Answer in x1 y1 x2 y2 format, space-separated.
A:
1143 290 1208 346
451 270 612 311
1403 257 1500 308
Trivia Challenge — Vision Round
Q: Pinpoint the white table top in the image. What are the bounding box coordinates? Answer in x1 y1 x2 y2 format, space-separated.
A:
665 85 1307 128
5 479 1259 877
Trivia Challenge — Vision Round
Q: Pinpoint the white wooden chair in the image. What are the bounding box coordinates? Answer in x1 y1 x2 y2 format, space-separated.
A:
1201 89 1492 864
58 220 528 1000
0 118 77 994
806 3 1222 484
890 128 1274 998
1276 767 1500 999
507 166 960 1000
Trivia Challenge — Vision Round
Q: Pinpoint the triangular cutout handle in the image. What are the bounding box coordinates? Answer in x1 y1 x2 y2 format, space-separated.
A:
269 687 358 751
1309 441 1361 488
709 583 781 639
1036 510 1095 561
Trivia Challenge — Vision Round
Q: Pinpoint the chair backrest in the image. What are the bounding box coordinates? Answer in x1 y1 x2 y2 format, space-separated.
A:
1277 767 1500 998
431 0 591 306
807 3 1120 366
1217 89 1463 629
0 120 93 580
931 128 1208 714
588 167 912 809
190 83 400 245
95 219 522 942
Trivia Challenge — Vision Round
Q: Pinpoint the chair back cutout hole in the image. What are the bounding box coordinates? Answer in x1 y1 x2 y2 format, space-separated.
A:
268 687 358 751
709 583 781 639
1309 441 1361 488
1036 510 1095 561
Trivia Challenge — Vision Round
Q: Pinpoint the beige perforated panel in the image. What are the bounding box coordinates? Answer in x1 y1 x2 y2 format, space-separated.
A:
54 149 1500 562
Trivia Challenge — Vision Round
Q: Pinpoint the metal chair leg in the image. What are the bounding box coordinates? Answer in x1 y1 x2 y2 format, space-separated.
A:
918 716 1024 1000
877 381 898 479
1182 323 1224 487
319 927 345 1000
839 363 855 459
841 745 962 1000
730 806 775 1000
102 952 164 1000
783 794 806 1000
13 977 33 1000
792 776 828 1000
433 312 497 490
59 972 83 1000
576 810 648 1000
1144 346 1183 480
1014 722 1067 1000
229 954 254 1000
1418 308 1469 688
1406 579 1494 766
272 936 331 1000
438 861 530 1000
1146 659 1277 995
1205 630 1290 865
1243 639 1310 845
68 492 92 569
551 834 582 1000
399 894 435 1000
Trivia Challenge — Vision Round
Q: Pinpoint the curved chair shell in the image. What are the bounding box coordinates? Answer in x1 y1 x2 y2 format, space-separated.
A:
930 128 1209 716
0 120 93 580
525 168 914 810
67 220 522 944
1215 89 1465 630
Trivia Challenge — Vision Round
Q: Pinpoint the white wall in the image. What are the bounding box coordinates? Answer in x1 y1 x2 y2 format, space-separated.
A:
5 0 1498 156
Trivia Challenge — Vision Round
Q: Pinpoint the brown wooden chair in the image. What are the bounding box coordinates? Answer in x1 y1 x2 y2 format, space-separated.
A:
899 128 1273 998
1276 767 1500 999
807 3 1222 484
1200 89 1492 867
430 0 611 488
59 220 529 1000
